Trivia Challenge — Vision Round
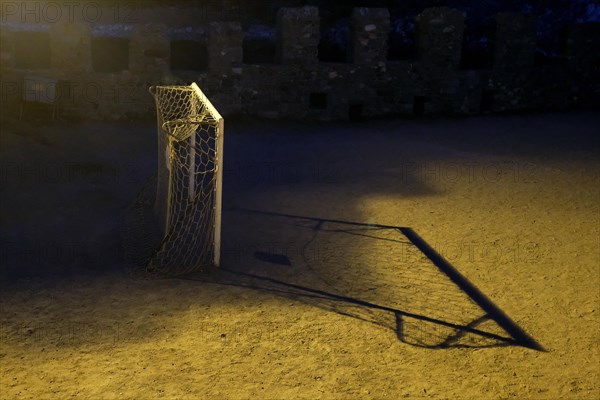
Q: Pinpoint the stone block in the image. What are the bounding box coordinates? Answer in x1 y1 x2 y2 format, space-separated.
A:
416 7 465 70
350 7 390 65
277 6 319 65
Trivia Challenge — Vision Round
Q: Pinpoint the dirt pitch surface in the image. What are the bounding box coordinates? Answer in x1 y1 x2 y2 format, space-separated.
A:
1 112 599 399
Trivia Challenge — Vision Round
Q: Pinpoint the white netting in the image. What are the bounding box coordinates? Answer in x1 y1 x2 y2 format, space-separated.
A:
140 83 223 276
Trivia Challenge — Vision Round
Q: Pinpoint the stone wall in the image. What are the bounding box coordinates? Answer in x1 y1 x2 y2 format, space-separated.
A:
0 6 598 121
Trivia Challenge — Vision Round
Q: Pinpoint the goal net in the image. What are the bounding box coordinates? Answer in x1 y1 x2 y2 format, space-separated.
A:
142 82 224 275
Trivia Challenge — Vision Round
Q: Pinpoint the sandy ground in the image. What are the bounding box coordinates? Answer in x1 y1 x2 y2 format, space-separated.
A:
0 112 599 399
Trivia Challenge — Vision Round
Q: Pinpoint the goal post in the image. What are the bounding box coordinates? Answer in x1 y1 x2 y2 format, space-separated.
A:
190 82 225 267
147 82 224 274
214 116 224 266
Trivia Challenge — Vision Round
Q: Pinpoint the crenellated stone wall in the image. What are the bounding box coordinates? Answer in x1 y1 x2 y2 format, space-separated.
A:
0 6 598 121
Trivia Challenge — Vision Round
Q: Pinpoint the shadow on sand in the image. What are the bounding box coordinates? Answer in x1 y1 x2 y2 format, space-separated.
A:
178 208 544 351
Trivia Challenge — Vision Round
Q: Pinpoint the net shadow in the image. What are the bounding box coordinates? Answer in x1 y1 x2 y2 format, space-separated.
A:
185 207 544 351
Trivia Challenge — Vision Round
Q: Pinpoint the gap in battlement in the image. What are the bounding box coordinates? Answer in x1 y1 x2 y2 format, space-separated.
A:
318 17 351 63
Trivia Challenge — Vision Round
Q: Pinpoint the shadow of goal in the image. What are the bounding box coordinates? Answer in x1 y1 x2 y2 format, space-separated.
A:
211 208 543 350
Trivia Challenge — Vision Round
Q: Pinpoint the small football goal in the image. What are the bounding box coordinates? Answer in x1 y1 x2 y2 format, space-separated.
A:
145 82 224 275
